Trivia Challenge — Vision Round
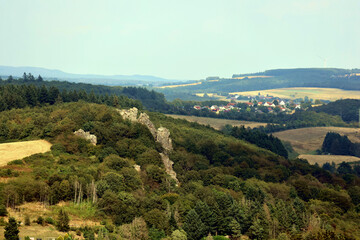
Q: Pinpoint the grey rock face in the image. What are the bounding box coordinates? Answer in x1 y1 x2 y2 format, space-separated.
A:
138 113 157 138
118 107 138 122
157 127 173 152
74 129 97 145
117 108 179 184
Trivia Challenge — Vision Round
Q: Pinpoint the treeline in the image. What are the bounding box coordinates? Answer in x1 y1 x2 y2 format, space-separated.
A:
322 132 360 157
311 99 360 122
223 125 288 158
0 84 142 112
0 73 170 111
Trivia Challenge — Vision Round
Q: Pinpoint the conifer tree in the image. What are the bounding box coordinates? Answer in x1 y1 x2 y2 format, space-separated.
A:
4 217 19 240
56 209 70 232
183 209 206 240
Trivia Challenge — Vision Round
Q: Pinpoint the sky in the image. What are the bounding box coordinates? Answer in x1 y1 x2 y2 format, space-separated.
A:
0 0 359 80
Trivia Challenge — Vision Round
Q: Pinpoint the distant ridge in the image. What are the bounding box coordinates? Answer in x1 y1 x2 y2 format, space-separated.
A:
0 65 180 86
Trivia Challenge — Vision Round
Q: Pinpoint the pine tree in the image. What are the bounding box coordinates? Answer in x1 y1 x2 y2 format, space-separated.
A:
4 217 19 240
56 209 70 232
183 209 207 240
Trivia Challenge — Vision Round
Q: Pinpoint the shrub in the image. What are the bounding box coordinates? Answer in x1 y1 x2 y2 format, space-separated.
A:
0 204 8 216
24 215 30 226
36 216 44 225
45 217 55 225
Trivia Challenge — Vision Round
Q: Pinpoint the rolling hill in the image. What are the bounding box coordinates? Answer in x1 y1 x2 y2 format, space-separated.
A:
0 65 179 86
156 68 360 100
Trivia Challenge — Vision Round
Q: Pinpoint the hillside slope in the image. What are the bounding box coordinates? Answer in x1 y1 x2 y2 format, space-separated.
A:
0 102 359 239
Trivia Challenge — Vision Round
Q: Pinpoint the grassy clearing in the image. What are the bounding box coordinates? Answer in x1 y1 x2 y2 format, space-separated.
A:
298 154 360 166
230 87 360 101
273 127 360 154
4 201 100 234
0 225 67 239
165 114 268 130
0 140 52 166
50 201 98 222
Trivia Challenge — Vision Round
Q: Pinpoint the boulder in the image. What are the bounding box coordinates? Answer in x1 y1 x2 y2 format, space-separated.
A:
74 129 97 146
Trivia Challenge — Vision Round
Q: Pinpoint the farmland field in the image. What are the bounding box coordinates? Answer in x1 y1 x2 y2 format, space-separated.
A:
165 114 268 130
0 140 52 166
230 87 360 101
298 154 360 166
273 127 360 154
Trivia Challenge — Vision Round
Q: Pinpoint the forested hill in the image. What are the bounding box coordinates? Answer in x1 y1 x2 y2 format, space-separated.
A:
0 73 170 112
158 68 360 95
310 99 360 122
1 102 360 239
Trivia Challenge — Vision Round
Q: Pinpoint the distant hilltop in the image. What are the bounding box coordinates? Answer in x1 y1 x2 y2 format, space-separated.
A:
0 65 180 86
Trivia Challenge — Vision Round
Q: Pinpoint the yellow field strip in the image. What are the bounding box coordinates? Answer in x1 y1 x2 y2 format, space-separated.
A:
0 140 52 166
299 154 360 166
230 87 360 101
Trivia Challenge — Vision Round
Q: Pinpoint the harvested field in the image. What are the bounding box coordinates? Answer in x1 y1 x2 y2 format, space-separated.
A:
157 81 202 88
298 154 360 166
166 114 268 130
273 127 360 154
0 140 52 166
230 87 360 101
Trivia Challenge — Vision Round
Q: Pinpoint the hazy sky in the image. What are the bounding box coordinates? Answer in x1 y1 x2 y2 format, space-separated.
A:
0 0 359 79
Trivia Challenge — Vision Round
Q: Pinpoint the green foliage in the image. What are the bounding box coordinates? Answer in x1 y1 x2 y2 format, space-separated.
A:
24 215 30 226
149 227 166 240
4 217 19 240
0 204 7 216
228 125 288 158
171 230 187 240
183 209 207 240
56 209 70 232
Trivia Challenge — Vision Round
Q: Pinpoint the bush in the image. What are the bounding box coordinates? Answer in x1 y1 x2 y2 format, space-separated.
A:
36 216 44 225
7 160 23 165
0 204 8 216
24 215 30 226
45 217 55 225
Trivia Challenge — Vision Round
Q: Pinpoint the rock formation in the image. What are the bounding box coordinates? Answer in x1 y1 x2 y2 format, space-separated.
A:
74 129 97 146
118 108 179 184
118 107 138 122
157 127 172 152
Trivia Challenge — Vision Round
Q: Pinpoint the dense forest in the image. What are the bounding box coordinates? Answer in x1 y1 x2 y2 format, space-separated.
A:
310 99 360 123
0 73 169 112
222 125 288 158
0 100 360 239
322 132 360 157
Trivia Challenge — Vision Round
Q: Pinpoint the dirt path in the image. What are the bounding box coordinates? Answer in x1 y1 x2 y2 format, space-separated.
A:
0 140 52 166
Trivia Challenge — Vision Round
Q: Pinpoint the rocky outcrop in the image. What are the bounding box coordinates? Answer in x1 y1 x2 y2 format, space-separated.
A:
74 129 97 145
157 127 173 152
118 108 179 184
159 153 177 181
138 113 157 138
133 164 141 172
118 107 138 122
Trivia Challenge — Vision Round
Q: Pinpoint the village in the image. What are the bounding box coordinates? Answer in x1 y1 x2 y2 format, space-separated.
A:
193 94 304 114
